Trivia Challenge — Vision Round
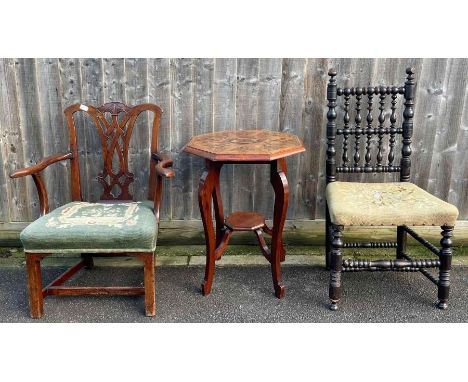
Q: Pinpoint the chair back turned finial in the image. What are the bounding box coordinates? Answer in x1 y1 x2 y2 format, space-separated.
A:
326 68 416 184
64 102 162 201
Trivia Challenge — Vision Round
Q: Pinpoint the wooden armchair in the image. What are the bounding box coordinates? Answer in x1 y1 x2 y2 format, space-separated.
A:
325 68 459 311
10 102 174 318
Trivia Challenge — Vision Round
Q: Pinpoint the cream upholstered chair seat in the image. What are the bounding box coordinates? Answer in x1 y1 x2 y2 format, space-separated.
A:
326 182 459 227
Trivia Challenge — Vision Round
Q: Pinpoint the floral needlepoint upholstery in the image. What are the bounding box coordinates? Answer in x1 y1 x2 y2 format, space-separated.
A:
326 182 459 227
20 202 157 253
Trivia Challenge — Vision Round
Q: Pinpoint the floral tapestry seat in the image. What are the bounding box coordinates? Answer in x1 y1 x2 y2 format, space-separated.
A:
20 201 158 253
326 182 459 227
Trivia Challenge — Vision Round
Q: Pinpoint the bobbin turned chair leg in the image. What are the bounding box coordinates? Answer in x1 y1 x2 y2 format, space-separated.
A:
437 226 453 310
325 205 332 270
396 226 406 260
329 225 344 311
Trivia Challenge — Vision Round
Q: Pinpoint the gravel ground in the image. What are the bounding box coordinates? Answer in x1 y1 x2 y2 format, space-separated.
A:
1 265 467 322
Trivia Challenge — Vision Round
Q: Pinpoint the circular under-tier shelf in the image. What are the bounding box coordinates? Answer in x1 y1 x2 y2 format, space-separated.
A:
225 212 266 231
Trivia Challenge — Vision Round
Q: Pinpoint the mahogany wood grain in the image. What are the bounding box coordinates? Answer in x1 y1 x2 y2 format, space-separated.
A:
255 229 272 263
214 229 233 261
187 130 303 299
184 130 305 162
10 102 170 318
43 259 87 292
31 173 49 216
198 161 219 295
10 152 73 178
137 252 156 316
225 212 266 231
269 158 288 298
26 254 45 318
10 152 73 216
45 287 145 296
212 162 225 248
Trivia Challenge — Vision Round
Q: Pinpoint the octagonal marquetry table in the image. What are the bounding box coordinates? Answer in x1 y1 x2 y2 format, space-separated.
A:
184 130 305 298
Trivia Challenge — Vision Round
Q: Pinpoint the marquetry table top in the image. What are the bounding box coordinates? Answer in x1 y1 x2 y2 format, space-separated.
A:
183 130 305 161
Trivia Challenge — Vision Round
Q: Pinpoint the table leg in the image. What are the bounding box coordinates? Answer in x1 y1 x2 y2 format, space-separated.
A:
270 158 289 298
212 163 225 249
198 160 223 296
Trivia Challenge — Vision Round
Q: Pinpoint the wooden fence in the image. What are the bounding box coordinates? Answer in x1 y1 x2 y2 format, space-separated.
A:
0 58 467 226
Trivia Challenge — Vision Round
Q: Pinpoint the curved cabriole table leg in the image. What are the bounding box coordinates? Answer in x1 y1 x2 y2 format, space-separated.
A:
198 160 226 296
198 162 216 296
270 158 289 298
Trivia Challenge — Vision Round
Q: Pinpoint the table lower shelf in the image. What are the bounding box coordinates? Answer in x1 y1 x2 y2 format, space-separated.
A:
214 211 284 265
225 211 266 231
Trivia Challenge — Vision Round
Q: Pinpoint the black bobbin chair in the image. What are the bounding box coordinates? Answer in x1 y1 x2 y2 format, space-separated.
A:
325 68 459 311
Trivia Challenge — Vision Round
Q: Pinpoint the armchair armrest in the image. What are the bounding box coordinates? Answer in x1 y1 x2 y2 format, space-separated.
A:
150 152 174 223
10 152 73 178
9 152 73 216
151 152 175 178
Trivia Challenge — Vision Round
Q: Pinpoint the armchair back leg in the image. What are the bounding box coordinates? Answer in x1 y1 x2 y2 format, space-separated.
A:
438 226 453 309
81 254 94 269
26 253 46 319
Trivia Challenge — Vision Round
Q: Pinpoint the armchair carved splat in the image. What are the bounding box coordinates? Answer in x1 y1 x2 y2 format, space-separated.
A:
10 102 174 318
324 68 459 311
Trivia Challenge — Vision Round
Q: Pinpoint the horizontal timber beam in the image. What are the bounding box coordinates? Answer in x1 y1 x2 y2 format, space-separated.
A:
1 220 468 247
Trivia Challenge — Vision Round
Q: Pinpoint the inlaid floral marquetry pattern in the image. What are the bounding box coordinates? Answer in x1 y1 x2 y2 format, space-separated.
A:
45 202 140 229
183 130 305 161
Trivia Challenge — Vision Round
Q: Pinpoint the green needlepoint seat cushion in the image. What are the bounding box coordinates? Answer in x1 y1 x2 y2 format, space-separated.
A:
20 201 158 253
326 182 459 227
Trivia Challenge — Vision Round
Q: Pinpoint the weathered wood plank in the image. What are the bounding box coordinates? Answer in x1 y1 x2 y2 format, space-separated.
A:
103 58 126 102
212 58 237 216
0 145 9 222
2 58 468 225
11 58 44 220
233 58 259 212
279 58 306 218
35 58 71 210
170 58 194 219
3 220 468 248
427 58 468 201
192 58 214 219
125 58 149 202
301 58 329 219
0 59 29 222
448 74 468 218
254 58 282 218
79 58 104 202
58 58 85 202
148 58 172 219
410 58 449 189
